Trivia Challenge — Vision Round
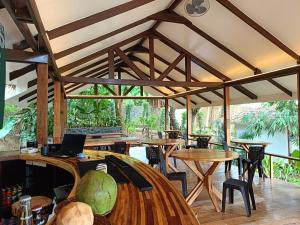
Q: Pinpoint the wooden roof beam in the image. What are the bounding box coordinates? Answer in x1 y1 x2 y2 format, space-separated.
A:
58 30 149 74
67 95 165 100
26 0 61 78
129 55 210 104
61 76 221 88
2 0 37 51
47 0 154 40
216 0 300 62
6 49 48 64
10 64 36 81
153 31 258 99
168 64 300 98
157 53 185 81
114 48 148 80
120 69 185 107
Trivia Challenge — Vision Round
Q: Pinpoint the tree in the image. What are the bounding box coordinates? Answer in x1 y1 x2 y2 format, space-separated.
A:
241 100 298 155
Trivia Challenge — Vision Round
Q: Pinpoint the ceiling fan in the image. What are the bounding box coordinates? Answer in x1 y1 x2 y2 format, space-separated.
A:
185 0 210 17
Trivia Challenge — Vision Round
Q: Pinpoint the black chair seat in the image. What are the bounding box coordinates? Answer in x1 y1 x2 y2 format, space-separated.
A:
186 144 197 149
224 178 247 189
166 172 186 180
146 146 188 198
222 161 258 217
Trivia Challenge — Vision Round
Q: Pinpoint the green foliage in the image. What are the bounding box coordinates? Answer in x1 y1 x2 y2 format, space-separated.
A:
263 156 300 185
291 150 300 171
241 100 298 145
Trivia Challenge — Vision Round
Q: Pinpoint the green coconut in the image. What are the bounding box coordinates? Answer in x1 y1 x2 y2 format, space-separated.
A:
76 170 117 215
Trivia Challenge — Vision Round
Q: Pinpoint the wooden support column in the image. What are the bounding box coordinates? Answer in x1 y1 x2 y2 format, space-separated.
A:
36 64 48 145
186 95 192 142
149 35 155 80
60 91 67 137
53 81 62 144
185 55 191 82
298 73 300 155
94 84 98 95
108 50 114 79
165 98 169 130
224 87 230 144
140 86 144 96
118 70 121 95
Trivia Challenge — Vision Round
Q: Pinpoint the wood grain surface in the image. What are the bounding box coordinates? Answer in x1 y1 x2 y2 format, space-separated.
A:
172 149 239 162
19 150 200 225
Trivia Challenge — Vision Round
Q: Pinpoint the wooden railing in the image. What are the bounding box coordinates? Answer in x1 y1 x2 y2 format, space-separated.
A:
209 142 300 179
265 152 300 178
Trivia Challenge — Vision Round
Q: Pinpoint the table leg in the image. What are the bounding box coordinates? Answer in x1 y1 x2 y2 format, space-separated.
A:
125 144 131 155
184 160 222 212
165 145 179 172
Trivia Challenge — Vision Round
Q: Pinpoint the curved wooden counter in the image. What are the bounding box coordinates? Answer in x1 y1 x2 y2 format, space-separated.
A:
19 150 199 225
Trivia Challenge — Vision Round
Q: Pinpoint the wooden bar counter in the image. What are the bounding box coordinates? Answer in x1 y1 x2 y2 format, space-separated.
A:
19 150 199 225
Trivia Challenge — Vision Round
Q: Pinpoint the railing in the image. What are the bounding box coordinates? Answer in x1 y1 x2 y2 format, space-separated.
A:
209 142 300 179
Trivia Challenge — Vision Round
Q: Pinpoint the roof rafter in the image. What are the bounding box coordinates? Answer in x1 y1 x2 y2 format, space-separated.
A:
216 0 300 62
47 0 154 40
153 30 258 100
168 12 293 97
58 30 150 73
129 55 210 104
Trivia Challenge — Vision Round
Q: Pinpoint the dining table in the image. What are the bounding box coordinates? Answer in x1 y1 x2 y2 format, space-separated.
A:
231 138 270 153
142 138 185 172
172 149 239 212
84 136 140 155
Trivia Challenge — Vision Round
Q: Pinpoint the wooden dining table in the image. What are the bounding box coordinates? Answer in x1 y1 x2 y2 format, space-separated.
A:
231 139 270 152
172 149 239 212
84 137 140 155
142 138 184 172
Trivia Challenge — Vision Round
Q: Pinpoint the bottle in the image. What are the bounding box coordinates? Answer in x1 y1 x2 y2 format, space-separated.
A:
18 195 33 225
32 206 44 225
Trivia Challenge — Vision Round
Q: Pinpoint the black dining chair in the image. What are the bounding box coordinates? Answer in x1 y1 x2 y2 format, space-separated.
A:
146 146 188 197
186 137 209 149
111 142 127 154
167 131 180 168
223 141 242 175
146 146 160 167
222 160 258 217
158 131 163 139
242 146 266 179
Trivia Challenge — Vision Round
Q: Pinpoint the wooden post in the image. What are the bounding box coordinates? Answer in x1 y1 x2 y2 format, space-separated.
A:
108 50 114 79
60 91 67 137
149 35 155 80
53 81 62 144
140 86 144 96
94 84 98 95
186 95 192 142
298 73 300 158
165 98 169 130
269 155 273 178
185 55 191 82
224 87 230 144
36 64 48 145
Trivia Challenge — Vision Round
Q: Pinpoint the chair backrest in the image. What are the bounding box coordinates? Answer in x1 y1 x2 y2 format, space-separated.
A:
223 141 229 151
168 131 179 139
111 142 127 154
248 146 265 162
156 147 167 176
145 146 160 166
247 160 258 186
158 131 163 139
196 137 209 148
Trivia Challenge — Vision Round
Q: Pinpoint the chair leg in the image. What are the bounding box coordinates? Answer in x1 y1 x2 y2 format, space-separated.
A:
240 187 251 217
229 188 234 204
249 186 256 210
222 185 227 213
181 177 188 198
225 161 228 173
228 161 232 172
173 157 177 168
237 158 241 176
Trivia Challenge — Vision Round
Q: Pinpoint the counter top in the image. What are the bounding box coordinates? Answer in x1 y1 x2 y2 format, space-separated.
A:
0 151 20 162
19 150 199 225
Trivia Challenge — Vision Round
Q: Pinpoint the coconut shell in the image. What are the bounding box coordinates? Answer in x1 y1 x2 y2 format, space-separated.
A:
56 202 94 225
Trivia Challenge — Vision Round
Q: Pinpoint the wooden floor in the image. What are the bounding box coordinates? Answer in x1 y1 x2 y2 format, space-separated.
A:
170 159 300 225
